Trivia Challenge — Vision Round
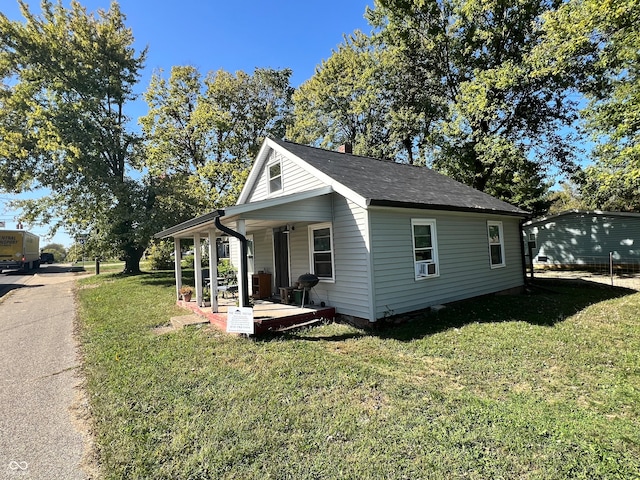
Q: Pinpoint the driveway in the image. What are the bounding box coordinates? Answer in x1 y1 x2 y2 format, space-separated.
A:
0 266 94 479
532 269 640 290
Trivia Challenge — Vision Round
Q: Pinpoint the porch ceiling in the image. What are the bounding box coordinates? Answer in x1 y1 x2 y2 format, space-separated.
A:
155 186 333 239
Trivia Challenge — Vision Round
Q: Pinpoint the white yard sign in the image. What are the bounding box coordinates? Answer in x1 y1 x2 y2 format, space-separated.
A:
226 307 254 335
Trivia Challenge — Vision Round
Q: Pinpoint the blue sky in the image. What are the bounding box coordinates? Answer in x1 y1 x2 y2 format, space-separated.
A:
1 0 374 247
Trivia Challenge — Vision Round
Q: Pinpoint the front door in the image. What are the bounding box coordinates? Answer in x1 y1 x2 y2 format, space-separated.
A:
273 227 290 289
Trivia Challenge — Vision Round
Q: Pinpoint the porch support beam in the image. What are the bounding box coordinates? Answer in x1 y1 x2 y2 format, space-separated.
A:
174 238 182 301
208 228 218 312
194 233 203 306
236 219 247 306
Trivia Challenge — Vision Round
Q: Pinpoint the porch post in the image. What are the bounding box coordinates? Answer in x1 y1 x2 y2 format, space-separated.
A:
208 228 218 312
237 219 247 306
194 233 203 306
174 238 182 301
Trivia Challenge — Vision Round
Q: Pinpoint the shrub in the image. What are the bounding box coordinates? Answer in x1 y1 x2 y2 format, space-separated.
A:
147 240 174 270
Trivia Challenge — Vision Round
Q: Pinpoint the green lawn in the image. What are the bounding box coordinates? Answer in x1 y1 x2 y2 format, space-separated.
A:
78 260 154 274
76 272 640 479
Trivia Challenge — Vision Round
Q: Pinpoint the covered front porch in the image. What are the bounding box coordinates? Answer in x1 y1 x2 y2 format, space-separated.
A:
154 187 336 333
178 295 336 334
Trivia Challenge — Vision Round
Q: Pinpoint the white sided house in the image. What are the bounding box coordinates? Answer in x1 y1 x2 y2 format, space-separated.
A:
157 137 529 325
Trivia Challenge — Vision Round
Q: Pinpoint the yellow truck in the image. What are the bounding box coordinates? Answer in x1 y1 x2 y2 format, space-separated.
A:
0 230 40 272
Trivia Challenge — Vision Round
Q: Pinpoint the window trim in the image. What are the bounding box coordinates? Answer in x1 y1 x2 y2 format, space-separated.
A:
487 220 506 268
267 159 283 195
308 222 335 282
411 218 439 280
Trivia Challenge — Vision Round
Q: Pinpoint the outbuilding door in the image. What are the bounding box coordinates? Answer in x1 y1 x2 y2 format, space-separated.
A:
273 227 290 289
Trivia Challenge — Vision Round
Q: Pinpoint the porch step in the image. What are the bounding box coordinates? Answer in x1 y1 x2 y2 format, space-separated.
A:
273 318 324 333
170 314 209 330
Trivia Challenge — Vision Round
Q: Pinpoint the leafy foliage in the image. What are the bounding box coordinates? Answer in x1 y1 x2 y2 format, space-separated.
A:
288 32 397 160
288 0 580 211
541 0 640 210
370 0 579 191
141 66 294 216
147 239 174 271
546 181 588 214
0 0 149 272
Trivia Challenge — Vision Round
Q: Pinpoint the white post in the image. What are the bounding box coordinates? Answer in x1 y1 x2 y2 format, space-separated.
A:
174 238 182 301
237 219 246 305
208 228 218 312
610 251 614 287
194 233 203 306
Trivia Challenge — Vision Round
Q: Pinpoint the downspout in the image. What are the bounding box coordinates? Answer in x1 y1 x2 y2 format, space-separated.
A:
215 211 250 307
519 218 528 286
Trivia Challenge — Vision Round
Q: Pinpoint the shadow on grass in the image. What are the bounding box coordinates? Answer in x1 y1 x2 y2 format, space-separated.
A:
267 278 636 343
139 273 181 288
375 278 637 342
261 330 367 343
130 272 638 344
98 270 178 288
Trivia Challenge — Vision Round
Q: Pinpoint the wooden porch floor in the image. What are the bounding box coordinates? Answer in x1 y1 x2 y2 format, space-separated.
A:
177 296 336 335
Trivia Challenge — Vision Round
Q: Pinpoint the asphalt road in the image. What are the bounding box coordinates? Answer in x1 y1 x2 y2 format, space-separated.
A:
0 269 31 298
0 265 91 479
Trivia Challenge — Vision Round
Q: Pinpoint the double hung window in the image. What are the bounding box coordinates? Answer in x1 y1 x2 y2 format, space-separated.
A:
488 221 505 268
412 219 439 279
309 223 334 281
268 161 282 194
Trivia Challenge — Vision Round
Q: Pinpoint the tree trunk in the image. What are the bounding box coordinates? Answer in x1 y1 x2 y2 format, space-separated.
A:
122 245 144 274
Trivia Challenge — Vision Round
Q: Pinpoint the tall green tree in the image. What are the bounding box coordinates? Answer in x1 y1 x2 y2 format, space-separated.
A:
546 181 586 214
141 66 294 215
289 1 573 210
0 0 152 273
288 31 399 160
366 0 578 199
541 0 640 210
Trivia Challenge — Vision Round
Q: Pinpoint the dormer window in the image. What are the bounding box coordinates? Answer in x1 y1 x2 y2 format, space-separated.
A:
268 161 282 194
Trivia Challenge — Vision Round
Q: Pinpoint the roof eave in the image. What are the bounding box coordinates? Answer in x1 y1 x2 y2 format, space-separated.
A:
367 199 529 217
154 210 224 239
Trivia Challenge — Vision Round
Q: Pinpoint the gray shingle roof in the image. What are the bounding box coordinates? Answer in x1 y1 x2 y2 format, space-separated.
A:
272 138 528 217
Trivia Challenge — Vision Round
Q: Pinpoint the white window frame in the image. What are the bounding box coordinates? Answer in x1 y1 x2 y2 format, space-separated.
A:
487 221 506 268
308 222 335 282
268 159 283 194
411 219 439 280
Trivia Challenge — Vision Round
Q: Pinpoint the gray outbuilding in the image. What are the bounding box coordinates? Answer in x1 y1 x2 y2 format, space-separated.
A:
523 210 640 270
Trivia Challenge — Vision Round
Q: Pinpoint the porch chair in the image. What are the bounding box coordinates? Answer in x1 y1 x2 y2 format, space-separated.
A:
217 271 238 298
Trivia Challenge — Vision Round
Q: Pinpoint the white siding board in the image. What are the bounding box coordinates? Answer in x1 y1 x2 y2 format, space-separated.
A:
253 231 274 279
288 226 309 285
370 209 524 319
299 195 371 319
246 150 327 204
241 195 332 222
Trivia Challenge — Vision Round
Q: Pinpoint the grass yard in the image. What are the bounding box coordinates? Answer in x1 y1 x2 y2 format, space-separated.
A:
78 260 153 274
76 272 640 479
